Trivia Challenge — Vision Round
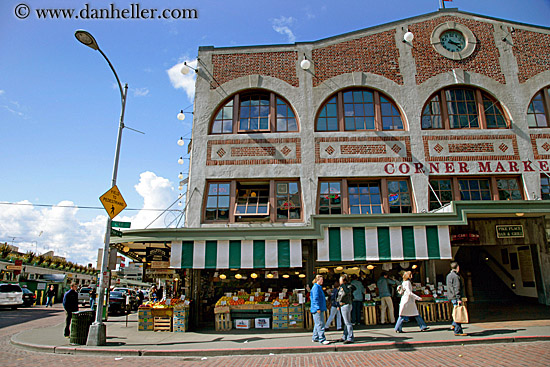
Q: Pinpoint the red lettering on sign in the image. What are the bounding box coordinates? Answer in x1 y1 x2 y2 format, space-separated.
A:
458 162 469 173
495 161 506 172
445 162 455 173
384 163 395 174
523 160 535 172
414 162 424 173
478 162 492 173
429 163 439 174
508 161 519 172
399 163 410 174
540 161 549 171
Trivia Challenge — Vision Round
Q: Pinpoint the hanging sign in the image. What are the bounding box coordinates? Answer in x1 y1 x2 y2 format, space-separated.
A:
496 225 524 238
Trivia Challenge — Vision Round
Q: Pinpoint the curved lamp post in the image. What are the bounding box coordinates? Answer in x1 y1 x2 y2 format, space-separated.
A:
75 30 128 346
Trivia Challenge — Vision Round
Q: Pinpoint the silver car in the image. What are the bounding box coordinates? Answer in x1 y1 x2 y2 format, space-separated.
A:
78 287 92 305
0 283 24 309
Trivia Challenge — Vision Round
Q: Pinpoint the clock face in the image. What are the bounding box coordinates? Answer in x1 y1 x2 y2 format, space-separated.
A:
440 30 465 52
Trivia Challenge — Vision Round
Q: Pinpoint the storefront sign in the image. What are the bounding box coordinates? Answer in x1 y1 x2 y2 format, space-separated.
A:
151 261 170 269
496 225 524 238
146 247 170 262
383 160 550 175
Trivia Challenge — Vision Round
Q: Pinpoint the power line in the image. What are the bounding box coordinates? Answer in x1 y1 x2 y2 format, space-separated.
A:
0 202 181 212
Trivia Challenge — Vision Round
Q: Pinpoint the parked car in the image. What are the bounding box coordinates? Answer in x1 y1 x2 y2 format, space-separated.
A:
0 283 24 309
112 287 138 311
22 288 36 307
108 291 127 315
78 287 92 305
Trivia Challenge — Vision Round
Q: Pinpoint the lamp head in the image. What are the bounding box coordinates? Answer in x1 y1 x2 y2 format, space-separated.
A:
403 31 414 43
75 30 99 50
300 59 311 70
177 110 186 121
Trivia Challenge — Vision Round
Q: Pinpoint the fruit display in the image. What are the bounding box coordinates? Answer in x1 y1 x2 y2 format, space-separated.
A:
140 298 190 309
214 291 290 308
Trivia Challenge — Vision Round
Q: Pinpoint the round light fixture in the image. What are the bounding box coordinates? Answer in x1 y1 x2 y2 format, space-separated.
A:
352 266 359 270
177 110 186 121
219 274 227 280
294 271 300 275
178 172 184 179
178 157 184 165
178 201 182 207
174 278 178 281
123 246 130 252
411 264 418 270
335 266 343 271
178 185 183 190
235 273 242 279
267 273 274 279
403 31 414 43
282 274 290 278
251 273 258 279
367 265 375 270
300 59 311 70
298 274 306 278
177 137 185 146
180 65 190 75
515 212 525 217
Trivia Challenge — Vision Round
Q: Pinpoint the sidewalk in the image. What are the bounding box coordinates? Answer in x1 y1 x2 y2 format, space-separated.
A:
11 311 550 357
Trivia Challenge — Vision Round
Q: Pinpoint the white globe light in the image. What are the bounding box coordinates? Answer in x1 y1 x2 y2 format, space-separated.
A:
180 65 190 75
300 59 311 70
178 185 183 190
178 157 184 165
177 111 185 121
178 172 183 179
177 137 185 146
404 31 414 43
178 201 182 207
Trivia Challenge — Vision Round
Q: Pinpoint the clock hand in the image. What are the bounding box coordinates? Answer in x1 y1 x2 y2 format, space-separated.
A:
448 40 462 46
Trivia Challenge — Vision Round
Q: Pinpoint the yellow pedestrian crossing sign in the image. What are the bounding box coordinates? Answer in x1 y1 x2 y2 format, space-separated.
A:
99 185 127 219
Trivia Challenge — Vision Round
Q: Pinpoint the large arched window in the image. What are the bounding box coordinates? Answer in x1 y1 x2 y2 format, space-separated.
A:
527 87 550 128
316 88 404 132
210 90 298 134
422 87 508 130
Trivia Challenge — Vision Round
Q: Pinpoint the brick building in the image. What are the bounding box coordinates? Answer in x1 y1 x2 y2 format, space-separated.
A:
117 8 550 325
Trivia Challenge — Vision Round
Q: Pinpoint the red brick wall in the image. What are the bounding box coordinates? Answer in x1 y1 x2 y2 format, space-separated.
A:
311 30 403 87
316 136 411 163
512 29 550 83
423 135 519 161
410 16 505 85
448 143 493 153
231 146 276 157
340 144 386 155
211 52 299 89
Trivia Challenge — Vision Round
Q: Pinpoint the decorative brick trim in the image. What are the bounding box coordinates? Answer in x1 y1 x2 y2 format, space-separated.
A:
315 136 411 163
512 29 550 83
530 134 550 160
340 144 386 155
410 16 505 85
211 51 299 89
423 134 519 161
311 30 403 87
207 138 301 165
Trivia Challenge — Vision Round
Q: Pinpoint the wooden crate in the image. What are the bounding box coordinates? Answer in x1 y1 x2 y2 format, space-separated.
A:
417 302 437 323
151 308 173 317
154 316 172 332
363 305 378 325
215 312 232 331
435 302 453 321
214 306 230 314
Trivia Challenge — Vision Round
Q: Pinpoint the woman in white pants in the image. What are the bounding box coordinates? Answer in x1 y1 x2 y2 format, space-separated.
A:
325 281 342 330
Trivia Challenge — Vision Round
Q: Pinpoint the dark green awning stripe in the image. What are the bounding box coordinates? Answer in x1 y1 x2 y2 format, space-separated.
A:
377 227 391 261
402 226 416 260
353 227 367 261
328 228 342 262
426 226 440 259
277 240 290 268
205 240 217 269
181 241 194 268
253 240 266 268
228 240 241 268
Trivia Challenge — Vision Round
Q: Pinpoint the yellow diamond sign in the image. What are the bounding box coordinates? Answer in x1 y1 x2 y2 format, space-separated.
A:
99 185 127 219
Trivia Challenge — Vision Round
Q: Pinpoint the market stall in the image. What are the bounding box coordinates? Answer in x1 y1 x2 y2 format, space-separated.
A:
138 298 191 332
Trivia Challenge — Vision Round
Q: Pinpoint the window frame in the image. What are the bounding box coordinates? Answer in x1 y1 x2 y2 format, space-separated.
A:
541 174 550 200
421 87 510 130
315 88 406 132
318 180 344 215
210 90 299 135
275 181 303 222
527 87 550 128
202 181 233 223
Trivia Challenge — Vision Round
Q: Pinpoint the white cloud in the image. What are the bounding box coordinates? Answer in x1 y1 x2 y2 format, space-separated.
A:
0 172 178 266
272 16 297 43
132 87 150 97
0 90 5 95
166 59 197 103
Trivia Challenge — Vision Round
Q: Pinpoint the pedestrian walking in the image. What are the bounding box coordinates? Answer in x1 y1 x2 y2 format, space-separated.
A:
350 275 365 325
447 261 467 336
89 287 97 310
377 272 398 324
62 283 79 338
394 271 429 333
45 285 55 307
337 274 355 344
325 281 342 331
310 275 330 345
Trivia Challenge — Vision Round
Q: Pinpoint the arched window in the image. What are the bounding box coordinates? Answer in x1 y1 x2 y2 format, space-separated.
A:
422 87 508 130
527 87 550 128
316 88 404 132
211 90 298 134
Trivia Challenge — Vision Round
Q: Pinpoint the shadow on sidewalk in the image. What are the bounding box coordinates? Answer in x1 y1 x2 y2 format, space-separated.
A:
467 328 525 337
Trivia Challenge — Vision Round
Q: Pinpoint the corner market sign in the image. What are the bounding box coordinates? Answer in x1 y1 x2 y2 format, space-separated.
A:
99 185 127 219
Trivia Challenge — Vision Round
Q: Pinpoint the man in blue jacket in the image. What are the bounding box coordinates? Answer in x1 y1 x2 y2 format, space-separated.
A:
63 283 79 337
310 275 330 345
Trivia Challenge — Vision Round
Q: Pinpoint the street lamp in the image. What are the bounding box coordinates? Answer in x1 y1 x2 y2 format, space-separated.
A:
75 29 128 346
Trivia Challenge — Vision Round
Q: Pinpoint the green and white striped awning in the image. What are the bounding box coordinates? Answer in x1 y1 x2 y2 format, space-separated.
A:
317 226 452 262
170 239 302 269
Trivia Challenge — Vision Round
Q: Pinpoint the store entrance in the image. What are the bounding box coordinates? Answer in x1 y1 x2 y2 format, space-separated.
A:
453 245 549 322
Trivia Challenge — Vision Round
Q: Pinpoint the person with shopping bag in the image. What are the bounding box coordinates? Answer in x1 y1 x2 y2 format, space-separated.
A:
394 271 429 333
446 261 468 336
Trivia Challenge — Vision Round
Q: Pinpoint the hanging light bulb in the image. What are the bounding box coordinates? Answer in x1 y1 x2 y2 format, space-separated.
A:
178 172 184 179
178 185 183 190
177 110 186 121
266 273 274 279
335 266 343 271
300 59 311 70
412 264 418 270
298 274 306 278
251 273 258 279
235 273 242 279
180 65 190 75
177 137 185 146
219 274 227 280
282 274 290 278
367 265 375 270
178 157 184 165
178 201 182 207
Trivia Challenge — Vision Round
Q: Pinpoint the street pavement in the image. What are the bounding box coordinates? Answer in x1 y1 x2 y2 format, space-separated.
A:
1 304 550 366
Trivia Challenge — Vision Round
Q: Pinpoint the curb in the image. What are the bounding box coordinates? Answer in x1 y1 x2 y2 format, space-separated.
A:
12 334 550 357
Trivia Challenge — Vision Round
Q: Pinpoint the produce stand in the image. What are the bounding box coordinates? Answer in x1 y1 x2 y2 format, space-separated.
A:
137 298 190 332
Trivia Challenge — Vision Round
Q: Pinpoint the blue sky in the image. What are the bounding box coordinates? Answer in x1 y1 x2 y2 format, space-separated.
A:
1 0 549 265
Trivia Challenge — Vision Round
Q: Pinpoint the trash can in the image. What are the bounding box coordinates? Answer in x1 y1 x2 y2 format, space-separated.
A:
69 311 94 345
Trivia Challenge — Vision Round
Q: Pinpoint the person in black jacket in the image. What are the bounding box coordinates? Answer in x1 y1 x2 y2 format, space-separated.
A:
446 261 466 336
62 283 79 337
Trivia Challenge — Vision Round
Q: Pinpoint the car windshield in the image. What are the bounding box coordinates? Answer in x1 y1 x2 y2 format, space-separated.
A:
79 288 91 293
22 288 33 294
110 291 124 298
0 284 22 292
